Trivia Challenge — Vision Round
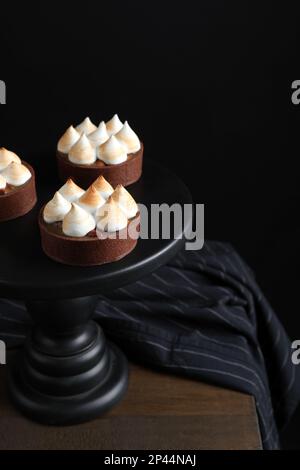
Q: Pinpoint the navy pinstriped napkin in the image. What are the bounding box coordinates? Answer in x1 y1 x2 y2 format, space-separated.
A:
0 241 299 449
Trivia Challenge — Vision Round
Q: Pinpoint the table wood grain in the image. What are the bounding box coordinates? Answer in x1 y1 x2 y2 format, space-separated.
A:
0 357 262 450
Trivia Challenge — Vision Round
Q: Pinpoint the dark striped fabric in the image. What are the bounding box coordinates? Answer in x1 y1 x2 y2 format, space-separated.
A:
0 241 299 449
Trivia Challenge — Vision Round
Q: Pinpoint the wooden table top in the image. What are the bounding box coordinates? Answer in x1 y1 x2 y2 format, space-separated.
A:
0 359 262 450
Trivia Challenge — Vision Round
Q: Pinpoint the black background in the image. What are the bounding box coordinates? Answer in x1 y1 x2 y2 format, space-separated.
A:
0 0 299 448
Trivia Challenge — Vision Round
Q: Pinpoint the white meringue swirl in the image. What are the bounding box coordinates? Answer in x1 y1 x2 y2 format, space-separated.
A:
0 147 21 171
93 175 114 199
97 135 127 165
75 117 97 135
69 134 96 165
57 126 80 153
77 185 106 214
1 162 31 186
58 179 85 202
115 121 141 154
62 203 96 237
88 121 109 147
111 184 139 219
43 192 72 223
96 198 128 232
106 114 123 135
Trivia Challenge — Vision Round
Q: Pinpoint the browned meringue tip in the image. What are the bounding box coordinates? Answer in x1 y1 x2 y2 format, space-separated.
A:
65 178 83 190
111 184 132 200
0 147 21 162
96 197 124 218
58 178 85 202
106 194 115 204
114 183 124 192
96 196 129 232
57 125 80 153
110 183 138 218
1 161 31 186
75 117 98 135
93 175 114 192
79 184 105 206
106 114 123 134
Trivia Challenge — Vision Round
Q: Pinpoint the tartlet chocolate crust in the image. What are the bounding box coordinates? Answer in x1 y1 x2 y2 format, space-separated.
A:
0 162 37 222
56 142 144 188
39 208 140 266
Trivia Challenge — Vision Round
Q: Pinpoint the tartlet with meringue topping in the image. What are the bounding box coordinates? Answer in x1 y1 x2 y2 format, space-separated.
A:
56 115 143 188
0 147 37 222
39 176 140 266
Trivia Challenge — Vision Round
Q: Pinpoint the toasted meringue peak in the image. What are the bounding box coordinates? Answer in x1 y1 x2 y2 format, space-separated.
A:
88 121 109 147
78 185 106 214
62 203 96 237
96 198 128 232
58 178 85 202
69 133 96 165
43 192 72 224
106 114 123 135
0 147 21 170
98 135 127 165
57 125 80 153
93 175 114 199
75 117 97 135
0 174 6 190
1 162 31 186
115 121 141 154
111 184 138 219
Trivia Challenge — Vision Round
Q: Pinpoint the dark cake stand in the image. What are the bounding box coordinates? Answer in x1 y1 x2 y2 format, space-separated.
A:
0 159 192 425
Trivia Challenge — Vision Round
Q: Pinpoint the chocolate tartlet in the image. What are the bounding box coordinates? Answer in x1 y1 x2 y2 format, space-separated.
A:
56 115 143 188
39 177 140 266
0 148 37 222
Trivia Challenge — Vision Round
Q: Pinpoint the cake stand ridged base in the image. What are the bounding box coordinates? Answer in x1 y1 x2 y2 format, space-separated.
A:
8 297 128 425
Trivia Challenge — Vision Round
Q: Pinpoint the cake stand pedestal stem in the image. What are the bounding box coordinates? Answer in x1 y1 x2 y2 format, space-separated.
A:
9 296 128 425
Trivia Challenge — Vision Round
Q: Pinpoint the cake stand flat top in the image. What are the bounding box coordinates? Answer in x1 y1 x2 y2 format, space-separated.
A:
0 159 192 300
